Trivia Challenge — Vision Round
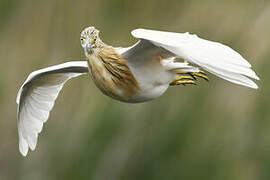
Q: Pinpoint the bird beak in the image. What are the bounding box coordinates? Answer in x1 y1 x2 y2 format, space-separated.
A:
84 40 92 55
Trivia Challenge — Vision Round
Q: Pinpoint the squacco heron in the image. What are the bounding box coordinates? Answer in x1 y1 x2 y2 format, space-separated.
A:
16 26 259 156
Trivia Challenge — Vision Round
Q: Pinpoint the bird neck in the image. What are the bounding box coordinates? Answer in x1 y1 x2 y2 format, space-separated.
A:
89 39 110 55
95 38 107 49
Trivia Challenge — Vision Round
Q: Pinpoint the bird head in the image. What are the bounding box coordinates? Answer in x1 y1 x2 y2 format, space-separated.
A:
80 26 101 56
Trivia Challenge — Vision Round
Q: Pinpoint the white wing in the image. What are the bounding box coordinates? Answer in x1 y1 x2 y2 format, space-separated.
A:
131 29 259 89
17 61 89 156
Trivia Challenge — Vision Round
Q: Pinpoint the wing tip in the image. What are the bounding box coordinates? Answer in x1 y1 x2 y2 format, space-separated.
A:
249 82 259 89
19 137 29 157
19 134 38 156
235 76 259 89
249 72 259 89
244 67 260 80
20 149 28 157
253 72 260 81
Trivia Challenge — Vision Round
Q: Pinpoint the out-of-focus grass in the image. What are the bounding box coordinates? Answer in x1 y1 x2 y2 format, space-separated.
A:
0 0 270 180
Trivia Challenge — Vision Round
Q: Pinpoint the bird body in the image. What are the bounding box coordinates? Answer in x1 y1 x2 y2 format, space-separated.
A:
16 26 259 156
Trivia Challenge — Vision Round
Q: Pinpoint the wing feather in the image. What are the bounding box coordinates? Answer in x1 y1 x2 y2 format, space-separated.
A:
17 61 88 156
131 29 259 89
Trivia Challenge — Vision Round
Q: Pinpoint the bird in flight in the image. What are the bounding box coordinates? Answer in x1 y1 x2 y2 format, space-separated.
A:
16 26 259 156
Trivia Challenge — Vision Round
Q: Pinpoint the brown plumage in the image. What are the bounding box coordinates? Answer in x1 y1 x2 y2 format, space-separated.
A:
87 46 140 102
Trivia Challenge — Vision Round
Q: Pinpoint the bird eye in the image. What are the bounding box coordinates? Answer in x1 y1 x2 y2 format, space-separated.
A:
90 38 96 44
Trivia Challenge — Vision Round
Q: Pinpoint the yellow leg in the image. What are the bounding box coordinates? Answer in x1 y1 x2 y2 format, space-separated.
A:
170 59 209 86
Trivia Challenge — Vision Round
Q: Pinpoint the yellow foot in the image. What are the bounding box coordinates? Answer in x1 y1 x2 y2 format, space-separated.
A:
171 71 208 86
171 60 209 86
189 70 209 81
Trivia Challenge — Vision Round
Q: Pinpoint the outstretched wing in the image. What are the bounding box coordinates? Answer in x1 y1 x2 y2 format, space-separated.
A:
131 28 259 89
17 61 89 156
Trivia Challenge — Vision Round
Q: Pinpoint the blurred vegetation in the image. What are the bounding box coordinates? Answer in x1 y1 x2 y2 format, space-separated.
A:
0 0 269 179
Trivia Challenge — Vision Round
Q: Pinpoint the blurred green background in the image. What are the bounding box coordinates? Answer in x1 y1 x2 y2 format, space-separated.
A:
0 0 269 179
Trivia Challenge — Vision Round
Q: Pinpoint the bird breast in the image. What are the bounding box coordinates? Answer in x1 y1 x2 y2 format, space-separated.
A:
87 48 140 102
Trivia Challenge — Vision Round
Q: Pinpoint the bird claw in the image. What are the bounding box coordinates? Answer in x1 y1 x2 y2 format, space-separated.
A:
170 79 197 86
189 71 209 81
170 70 208 86
171 59 208 86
